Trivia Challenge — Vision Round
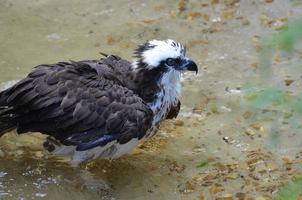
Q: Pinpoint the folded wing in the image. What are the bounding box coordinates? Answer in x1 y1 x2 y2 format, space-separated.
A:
0 60 153 150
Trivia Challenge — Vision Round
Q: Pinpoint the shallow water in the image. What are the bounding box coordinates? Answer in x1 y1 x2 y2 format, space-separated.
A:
1 0 302 199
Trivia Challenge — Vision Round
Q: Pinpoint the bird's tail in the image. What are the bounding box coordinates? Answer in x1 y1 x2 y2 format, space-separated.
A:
0 106 17 137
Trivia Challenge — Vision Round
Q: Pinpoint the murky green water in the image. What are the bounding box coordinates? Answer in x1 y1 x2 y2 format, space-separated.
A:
1 0 302 199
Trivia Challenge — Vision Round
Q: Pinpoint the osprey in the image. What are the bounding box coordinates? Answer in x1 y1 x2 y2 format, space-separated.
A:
0 39 197 164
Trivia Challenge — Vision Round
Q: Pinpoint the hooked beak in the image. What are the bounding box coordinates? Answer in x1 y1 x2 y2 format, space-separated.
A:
179 58 198 74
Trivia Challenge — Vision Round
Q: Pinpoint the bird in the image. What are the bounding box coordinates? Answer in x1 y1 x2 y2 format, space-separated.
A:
0 39 197 165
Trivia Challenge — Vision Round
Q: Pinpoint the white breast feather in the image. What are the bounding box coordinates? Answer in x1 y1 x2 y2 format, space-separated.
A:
149 69 181 125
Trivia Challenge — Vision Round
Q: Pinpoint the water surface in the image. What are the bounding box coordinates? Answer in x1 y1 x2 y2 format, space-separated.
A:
1 0 302 199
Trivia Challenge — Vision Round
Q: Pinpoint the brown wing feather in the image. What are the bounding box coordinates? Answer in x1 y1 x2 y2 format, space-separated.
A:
166 101 181 119
0 60 153 149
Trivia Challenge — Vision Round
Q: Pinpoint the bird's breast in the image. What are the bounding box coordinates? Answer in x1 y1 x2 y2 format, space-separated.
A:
149 89 179 126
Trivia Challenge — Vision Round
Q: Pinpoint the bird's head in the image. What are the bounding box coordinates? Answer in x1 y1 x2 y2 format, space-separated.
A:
132 39 198 74
132 39 198 106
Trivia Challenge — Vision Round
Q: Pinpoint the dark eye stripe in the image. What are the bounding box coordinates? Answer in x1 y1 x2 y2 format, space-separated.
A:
175 57 182 65
166 58 176 66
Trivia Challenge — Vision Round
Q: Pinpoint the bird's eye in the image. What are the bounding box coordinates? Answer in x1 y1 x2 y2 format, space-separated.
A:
166 58 176 66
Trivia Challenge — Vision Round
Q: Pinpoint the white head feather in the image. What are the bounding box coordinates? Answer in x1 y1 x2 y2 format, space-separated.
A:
133 39 186 69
